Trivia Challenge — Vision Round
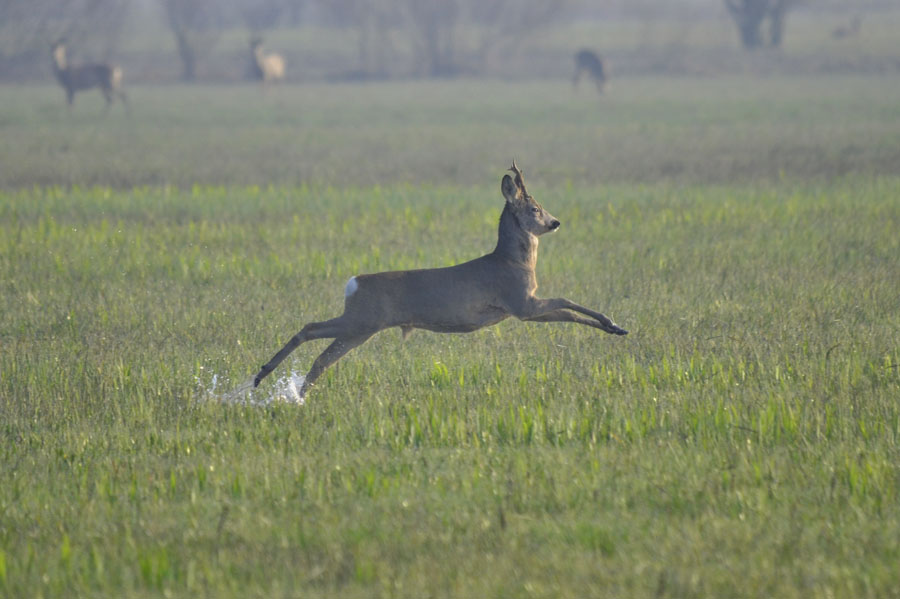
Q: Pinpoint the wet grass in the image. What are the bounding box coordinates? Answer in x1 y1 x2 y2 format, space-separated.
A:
2 178 899 597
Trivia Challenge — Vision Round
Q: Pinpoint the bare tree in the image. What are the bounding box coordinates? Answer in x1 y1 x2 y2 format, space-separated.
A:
317 0 398 79
240 0 291 30
160 0 223 81
767 0 801 48
402 0 460 77
314 0 567 79
724 0 769 49
467 0 567 74
724 0 802 50
400 0 568 77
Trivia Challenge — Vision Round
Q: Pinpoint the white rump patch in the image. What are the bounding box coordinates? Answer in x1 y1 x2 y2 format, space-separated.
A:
345 276 359 298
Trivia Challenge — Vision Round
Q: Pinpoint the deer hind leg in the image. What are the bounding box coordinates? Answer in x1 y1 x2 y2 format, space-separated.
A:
300 334 374 397
121 93 130 116
102 87 114 109
254 316 349 387
114 88 129 112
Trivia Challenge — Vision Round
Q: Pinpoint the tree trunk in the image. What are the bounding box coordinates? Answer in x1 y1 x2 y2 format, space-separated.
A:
768 0 790 47
724 0 771 50
173 27 196 81
738 17 764 48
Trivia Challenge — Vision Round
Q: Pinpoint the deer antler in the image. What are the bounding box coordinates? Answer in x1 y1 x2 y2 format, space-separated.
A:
509 161 528 197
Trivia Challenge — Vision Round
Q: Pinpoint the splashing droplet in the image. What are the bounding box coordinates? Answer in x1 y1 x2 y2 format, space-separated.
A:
198 368 306 406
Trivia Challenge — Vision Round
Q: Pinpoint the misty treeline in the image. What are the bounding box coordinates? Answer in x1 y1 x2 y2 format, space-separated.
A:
165 0 570 80
724 0 800 49
0 0 568 81
0 0 890 82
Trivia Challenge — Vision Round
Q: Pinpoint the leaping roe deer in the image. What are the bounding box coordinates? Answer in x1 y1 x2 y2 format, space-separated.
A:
51 41 127 110
249 37 285 85
250 163 627 400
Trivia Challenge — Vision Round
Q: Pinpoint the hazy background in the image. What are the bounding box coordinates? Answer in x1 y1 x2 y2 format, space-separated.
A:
3 0 899 190
2 0 899 84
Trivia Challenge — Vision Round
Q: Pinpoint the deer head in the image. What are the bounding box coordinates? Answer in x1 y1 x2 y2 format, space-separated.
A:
501 161 560 236
51 40 67 68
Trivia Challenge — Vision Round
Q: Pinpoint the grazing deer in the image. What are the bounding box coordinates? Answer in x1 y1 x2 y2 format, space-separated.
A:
249 37 285 84
251 163 627 399
831 15 861 40
51 41 127 110
573 49 606 94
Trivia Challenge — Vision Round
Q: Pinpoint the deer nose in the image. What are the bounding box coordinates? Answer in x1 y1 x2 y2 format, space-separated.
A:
549 220 561 230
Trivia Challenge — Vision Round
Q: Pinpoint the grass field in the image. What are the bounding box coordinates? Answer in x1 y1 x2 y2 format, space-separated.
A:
1 74 900 597
3 76 900 188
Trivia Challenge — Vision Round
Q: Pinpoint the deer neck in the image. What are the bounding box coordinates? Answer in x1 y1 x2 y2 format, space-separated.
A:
493 203 539 270
52 49 67 75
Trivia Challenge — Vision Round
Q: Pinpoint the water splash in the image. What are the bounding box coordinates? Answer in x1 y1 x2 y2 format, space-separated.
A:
220 376 256 403
196 368 306 406
270 370 307 405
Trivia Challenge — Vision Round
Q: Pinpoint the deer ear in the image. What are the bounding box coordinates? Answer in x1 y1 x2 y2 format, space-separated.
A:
501 174 521 203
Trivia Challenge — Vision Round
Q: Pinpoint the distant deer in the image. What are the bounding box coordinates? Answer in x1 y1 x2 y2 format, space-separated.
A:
51 41 127 110
251 163 628 399
573 49 606 94
831 15 861 40
249 37 285 84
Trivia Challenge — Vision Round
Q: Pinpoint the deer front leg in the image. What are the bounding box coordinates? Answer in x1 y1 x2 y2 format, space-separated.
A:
518 298 628 335
523 309 615 331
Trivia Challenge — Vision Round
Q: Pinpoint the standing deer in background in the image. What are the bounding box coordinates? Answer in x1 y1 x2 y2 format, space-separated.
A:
51 41 127 110
831 15 861 40
573 49 606 94
251 163 628 400
249 37 285 84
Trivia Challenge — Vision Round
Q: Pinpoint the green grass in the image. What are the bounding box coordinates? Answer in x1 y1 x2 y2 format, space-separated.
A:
2 67 900 596
3 76 900 188
2 177 899 597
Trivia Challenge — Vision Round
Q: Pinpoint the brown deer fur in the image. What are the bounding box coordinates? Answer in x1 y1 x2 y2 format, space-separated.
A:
249 38 285 84
51 42 127 109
